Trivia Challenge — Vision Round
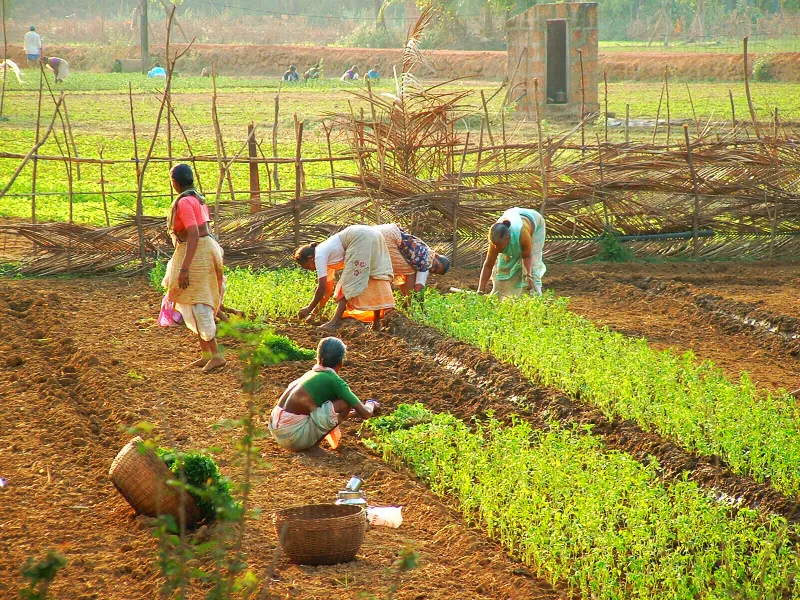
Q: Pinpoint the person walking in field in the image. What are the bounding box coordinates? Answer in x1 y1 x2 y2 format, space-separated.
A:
374 223 450 295
478 207 546 297
43 56 69 82
294 225 395 331
269 337 379 456
24 26 42 66
160 164 227 373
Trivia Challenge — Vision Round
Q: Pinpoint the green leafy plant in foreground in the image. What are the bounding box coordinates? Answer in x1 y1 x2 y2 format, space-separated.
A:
19 550 67 600
366 405 800 599
411 291 800 497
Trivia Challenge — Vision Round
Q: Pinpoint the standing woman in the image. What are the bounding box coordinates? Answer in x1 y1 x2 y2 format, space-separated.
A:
374 223 450 294
295 225 394 331
478 207 546 297
162 164 226 372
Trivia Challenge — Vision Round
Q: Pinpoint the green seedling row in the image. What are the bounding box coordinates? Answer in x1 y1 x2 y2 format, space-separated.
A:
410 291 800 497
365 405 800 600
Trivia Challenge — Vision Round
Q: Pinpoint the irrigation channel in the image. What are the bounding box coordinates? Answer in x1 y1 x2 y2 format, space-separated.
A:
2 261 799 597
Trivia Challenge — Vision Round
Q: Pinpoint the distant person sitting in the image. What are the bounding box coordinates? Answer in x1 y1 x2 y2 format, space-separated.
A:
303 63 321 81
282 65 299 82
200 66 211 77
340 65 359 81
366 64 380 80
148 63 167 78
43 56 69 83
24 26 42 66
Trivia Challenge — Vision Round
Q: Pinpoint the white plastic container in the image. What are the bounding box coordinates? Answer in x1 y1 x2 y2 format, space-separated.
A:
367 506 403 528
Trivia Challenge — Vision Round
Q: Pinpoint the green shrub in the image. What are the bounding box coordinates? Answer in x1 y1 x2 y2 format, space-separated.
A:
345 24 402 49
753 54 775 82
597 229 633 262
149 261 167 292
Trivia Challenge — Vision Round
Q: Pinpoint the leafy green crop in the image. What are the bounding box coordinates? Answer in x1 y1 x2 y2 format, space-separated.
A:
410 291 800 497
157 448 238 521
260 333 315 361
367 406 800 599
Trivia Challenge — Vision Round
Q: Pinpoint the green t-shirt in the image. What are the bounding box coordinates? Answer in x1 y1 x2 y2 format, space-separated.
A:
298 368 361 408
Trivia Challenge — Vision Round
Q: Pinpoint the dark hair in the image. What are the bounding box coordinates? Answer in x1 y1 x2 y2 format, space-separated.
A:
436 254 451 274
170 163 194 188
317 337 346 368
290 64 296 70
30 25 36 31
489 219 512 245
293 242 318 264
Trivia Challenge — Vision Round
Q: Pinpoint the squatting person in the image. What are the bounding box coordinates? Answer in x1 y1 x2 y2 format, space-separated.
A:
269 337 379 456
294 225 395 331
478 207 546 297
161 164 226 373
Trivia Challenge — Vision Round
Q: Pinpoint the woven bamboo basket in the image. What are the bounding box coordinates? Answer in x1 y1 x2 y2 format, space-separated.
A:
109 436 201 525
274 504 367 565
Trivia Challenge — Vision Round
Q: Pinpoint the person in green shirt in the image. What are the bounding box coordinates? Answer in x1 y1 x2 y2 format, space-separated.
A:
269 337 379 456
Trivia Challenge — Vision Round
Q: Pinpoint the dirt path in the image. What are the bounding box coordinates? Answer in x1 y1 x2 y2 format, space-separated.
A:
0 277 560 599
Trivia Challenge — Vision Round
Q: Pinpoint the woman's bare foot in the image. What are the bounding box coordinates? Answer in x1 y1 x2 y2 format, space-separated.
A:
319 319 342 331
202 356 227 373
186 357 209 369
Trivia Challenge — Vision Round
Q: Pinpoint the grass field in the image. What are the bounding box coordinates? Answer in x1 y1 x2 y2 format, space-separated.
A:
1 70 798 225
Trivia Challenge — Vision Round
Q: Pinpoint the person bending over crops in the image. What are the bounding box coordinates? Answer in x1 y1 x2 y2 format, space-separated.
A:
478 207 546 297
161 164 227 373
43 56 69 82
374 223 450 295
269 337 379 456
295 225 395 332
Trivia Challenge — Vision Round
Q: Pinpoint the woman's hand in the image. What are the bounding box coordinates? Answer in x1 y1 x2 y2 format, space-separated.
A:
524 274 534 291
298 306 312 320
178 268 190 289
304 312 317 324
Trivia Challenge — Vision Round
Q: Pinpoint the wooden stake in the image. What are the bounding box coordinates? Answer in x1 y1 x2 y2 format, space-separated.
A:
774 107 779 140
272 90 281 191
0 0 7 119
664 68 671 146
61 100 81 180
128 82 146 266
452 133 470 268
743 37 761 138
480 89 495 146
578 49 585 156
322 120 336 188
683 124 701 258
211 65 235 207
686 83 699 138
99 147 110 227
652 75 665 144
293 120 304 247
293 113 306 194
534 79 548 214
597 134 608 229
603 69 609 142
500 109 508 181
31 67 44 227
728 89 736 133
474 117 484 188
247 122 260 213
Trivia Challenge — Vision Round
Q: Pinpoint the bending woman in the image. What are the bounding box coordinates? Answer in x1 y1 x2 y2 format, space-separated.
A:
269 337 378 456
295 225 395 331
161 164 226 372
374 223 450 294
478 207 546 298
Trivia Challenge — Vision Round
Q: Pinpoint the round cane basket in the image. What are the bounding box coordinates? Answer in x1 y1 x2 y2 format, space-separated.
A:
109 436 201 525
274 504 367 565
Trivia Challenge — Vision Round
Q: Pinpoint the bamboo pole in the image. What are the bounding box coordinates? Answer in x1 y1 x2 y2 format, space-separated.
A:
652 75 665 144
322 120 336 188
168 103 203 193
99 147 110 227
664 68 671 146
683 124 701 258
774 107 779 140
247 122 260 213
500 109 508 182
61 100 81 181
293 114 306 194
686 83 699 138
597 134 608 229
293 120 304 247
534 79 547 215
743 37 761 138
451 133 470 268
625 104 630 144
0 0 7 120
128 82 146 265
474 117 484 188
31 67 44 227
272 89 281 191
480 89 495 146
210 65 235 208
603 69 609 142
578 49 585 155
728 89 736 133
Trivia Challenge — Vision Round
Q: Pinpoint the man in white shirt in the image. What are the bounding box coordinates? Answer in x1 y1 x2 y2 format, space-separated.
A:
24 26 42 66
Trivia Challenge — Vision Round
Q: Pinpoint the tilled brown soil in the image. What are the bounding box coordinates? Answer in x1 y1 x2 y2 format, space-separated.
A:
0 277 561 600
